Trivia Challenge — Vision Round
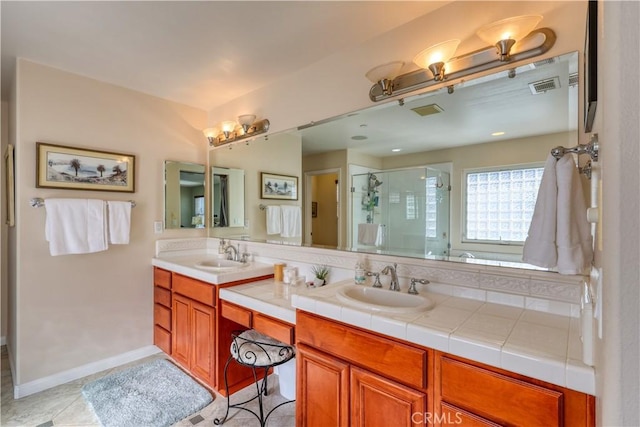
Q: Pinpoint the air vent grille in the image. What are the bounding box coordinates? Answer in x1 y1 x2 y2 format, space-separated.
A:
531 57 556 68
569 72 579 87
528 76 561 94
411 103 444 116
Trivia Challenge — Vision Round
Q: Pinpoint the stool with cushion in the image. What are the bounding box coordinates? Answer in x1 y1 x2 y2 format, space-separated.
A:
214 329 296 426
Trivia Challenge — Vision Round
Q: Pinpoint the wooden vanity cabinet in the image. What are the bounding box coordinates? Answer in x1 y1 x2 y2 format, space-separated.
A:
153 267 172 355
296 311 430 427
434 353 595 427
171 274 216 386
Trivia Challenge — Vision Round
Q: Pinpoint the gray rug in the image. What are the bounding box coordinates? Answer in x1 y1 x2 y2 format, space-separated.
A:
82 358 213 427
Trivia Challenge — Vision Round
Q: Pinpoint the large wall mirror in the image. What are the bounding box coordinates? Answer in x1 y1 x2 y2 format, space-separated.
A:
212 51 580 272
164 160 206 229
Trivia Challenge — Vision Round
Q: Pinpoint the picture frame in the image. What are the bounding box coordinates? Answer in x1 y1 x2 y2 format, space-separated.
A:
584 0 597 133
4 144 15 227
36 142 136 192
260 172 298 200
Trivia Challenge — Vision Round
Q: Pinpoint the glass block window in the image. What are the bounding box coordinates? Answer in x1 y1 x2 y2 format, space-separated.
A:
425 177 438 238
464 166 544 243
405 192 416 220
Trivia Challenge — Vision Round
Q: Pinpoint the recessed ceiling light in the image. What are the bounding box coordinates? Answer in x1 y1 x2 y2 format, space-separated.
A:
491 131 505 136
351 135 367 140
391 148 402 152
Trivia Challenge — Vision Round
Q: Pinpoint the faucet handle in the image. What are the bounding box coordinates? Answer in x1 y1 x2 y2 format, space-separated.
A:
366 271 382 288
241 252 251 263
408 278 430 295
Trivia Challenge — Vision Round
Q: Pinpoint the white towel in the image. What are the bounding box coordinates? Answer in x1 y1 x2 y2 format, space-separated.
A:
44 199 108 256
280 205 301 238
358 223 384 246
107 201 131 244
266 205 281 235
523 154 593 274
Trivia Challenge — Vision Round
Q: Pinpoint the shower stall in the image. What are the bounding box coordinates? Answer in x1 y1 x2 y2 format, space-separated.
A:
351 167 450 257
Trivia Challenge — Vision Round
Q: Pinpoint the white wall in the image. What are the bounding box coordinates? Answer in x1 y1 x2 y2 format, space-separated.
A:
10 60 207 388
1 101 8 344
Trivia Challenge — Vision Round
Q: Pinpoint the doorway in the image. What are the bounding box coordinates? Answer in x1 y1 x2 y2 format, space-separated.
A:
305 169 340 247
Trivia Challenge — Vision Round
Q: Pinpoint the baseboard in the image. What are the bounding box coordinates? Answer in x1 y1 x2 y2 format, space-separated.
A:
13 345 162 399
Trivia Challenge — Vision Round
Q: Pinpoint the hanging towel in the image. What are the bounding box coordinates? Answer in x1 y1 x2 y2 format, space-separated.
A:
280 205 302 238
266 205 281 235
107 201 131 244
523 154 593 274
44 199 108 256
358 223 384 246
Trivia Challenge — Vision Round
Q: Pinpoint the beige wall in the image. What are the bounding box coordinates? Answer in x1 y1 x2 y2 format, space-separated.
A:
209 132 302 242
10 60 207 386
1 101 8 343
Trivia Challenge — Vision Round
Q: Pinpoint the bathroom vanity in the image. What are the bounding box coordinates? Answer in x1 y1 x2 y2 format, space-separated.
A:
152 238 596 425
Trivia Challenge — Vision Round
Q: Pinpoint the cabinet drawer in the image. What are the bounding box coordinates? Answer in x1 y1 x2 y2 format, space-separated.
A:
173 274 215 306
296 311 426 389
154 286 171 308
253 313 294 345
154 324 171 355
440 403 501 427
154 267 172 289
154 303 171 331
440 356 562 426
220 301 252 328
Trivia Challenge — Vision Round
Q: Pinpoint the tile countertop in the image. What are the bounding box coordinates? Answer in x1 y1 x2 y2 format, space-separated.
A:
151 254 274 285
219 279 595 396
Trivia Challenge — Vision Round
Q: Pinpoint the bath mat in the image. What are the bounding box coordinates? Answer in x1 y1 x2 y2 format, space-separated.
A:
82 358 213 427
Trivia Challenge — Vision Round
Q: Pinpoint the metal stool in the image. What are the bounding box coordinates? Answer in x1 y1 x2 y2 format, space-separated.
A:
214 329 295 426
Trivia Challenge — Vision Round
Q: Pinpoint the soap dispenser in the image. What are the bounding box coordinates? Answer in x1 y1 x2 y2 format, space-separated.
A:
354 256 366 285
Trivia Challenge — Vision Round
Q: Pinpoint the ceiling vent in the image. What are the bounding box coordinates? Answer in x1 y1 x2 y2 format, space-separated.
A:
530 57 556 68
569 72 579 87
411 103 444 117
528 76 561 94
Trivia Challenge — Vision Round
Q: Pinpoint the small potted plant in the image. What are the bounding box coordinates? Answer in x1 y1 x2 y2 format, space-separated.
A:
311 264 330 287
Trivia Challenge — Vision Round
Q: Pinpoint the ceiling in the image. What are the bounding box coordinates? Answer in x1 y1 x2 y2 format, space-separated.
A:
1 1 446 110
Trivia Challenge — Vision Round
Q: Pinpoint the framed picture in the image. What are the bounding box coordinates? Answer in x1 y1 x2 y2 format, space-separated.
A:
36 142 135 192
584 0 597 133
311 201 318 218
4 144 15 227
260 172 298 200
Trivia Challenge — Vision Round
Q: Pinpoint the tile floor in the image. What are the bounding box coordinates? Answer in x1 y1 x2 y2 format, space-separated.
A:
1 347 295 427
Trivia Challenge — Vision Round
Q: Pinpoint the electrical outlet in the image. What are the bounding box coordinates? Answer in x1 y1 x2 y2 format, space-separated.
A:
154 221 163 234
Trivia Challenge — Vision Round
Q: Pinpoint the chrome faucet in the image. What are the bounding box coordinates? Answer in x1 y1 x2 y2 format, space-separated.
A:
408 278 430 295
224 244 239 261
381 263 400 291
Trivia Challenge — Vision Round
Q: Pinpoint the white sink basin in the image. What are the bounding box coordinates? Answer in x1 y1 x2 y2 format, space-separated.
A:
336 285 434 313
194 259 248 272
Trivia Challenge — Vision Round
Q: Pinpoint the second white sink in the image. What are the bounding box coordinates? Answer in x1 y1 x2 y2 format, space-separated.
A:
337 285 434 313
194 259 248 272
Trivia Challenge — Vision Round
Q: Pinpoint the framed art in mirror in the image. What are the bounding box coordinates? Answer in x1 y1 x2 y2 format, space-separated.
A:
36 142 135 192
261 172 298 200
4 144 15 226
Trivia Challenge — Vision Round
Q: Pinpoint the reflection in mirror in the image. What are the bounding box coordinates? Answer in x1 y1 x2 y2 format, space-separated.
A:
164 161 205 229
213 51 579 271
211 166 245 228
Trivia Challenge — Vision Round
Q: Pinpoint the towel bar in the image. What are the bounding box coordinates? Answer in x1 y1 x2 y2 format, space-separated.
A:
550 134 599 162
30 197 136 208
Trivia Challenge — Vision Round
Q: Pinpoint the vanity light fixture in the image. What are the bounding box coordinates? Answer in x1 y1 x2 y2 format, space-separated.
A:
476 15 543 62
365 61 405 96
367 15 554 102
413 39 460 81
203 115 270 147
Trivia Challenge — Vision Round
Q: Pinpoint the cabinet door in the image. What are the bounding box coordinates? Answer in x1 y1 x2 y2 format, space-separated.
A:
191 299 215 385
297 344 349 427
351 366 427 427
172 294 191 369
